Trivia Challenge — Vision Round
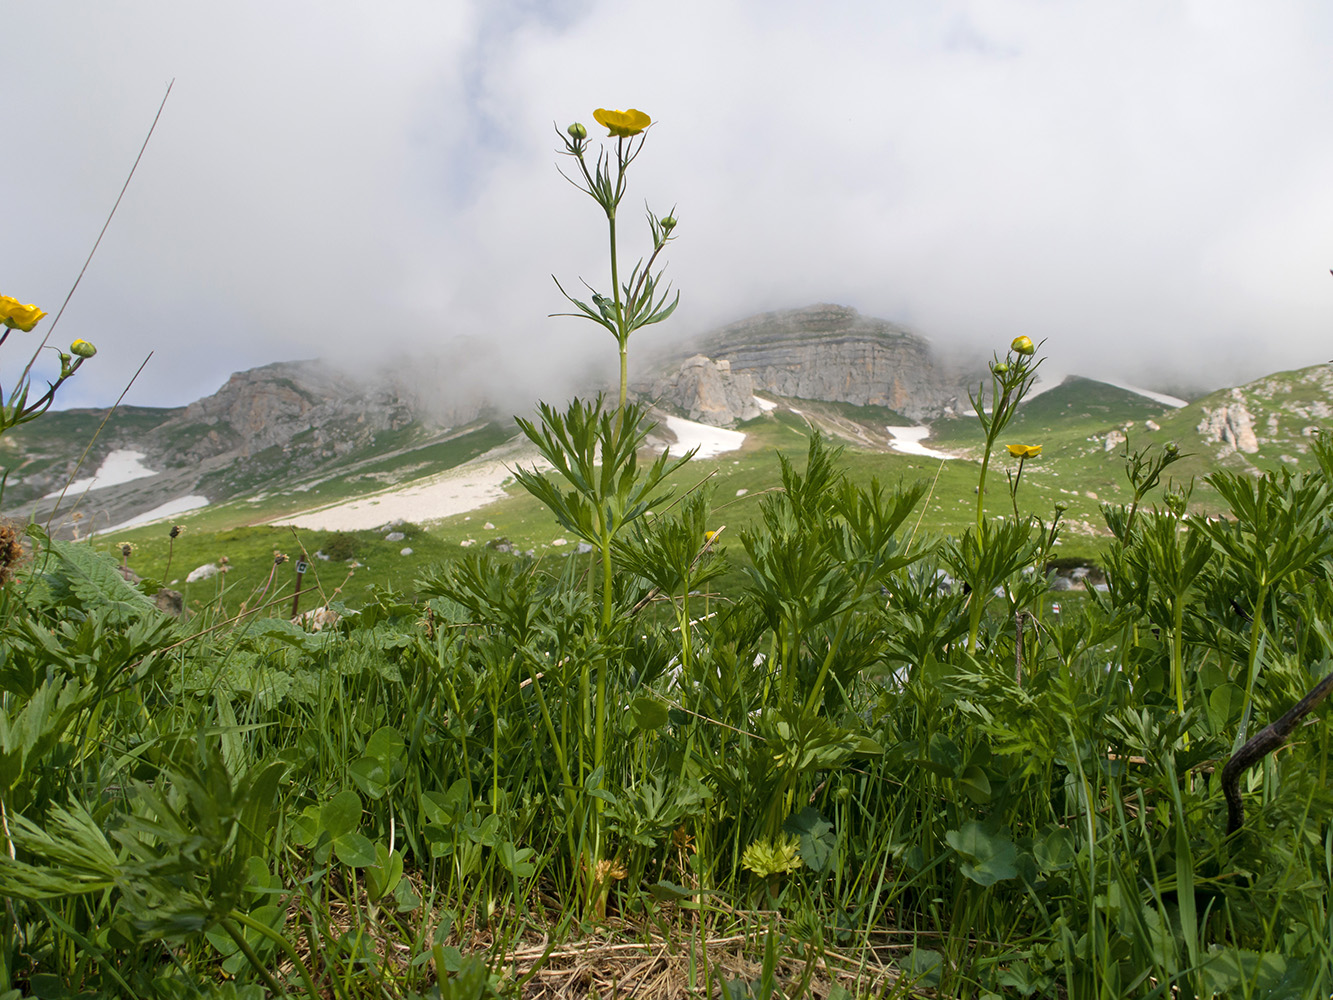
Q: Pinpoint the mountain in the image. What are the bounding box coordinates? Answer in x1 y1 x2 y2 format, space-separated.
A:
650 303 980 421
5 305 1328 538
0 359 497 533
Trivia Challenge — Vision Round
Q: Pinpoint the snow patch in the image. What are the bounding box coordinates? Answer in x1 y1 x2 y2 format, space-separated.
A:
663 415 746 459
96 495 210 534
884 426 954 460
1097 379 1188 408
753 395 777 412
47 449 157 498
276 459 533 532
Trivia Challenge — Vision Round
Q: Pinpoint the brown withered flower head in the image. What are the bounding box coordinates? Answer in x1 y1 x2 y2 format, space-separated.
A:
0 521 27 586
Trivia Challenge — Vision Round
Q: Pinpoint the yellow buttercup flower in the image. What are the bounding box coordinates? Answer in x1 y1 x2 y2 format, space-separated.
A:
0 295 48 332
593 108 651 137
70 339 97 358
1010 335 1035 356
1007 444 1042 458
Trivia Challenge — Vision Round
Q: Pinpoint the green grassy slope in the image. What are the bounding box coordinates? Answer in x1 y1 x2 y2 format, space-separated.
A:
35 365 1333 613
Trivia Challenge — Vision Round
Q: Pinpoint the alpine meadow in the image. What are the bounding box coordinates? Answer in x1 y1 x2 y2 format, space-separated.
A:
4 107 1333 1000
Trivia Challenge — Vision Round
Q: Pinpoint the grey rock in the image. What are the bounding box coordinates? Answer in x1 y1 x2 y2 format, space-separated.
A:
660 304 980 422
1196 388 1259 456
155 588 185 615
650 355 762 427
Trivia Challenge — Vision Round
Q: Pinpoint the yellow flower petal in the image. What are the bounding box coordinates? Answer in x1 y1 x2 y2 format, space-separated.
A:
1007 444 1042 458
1010 335 1035 356
593 107 651 137
0 295 47 332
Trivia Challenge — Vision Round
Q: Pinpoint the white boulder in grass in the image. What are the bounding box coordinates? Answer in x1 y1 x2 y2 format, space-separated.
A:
186 563 219 583
294 606 339 631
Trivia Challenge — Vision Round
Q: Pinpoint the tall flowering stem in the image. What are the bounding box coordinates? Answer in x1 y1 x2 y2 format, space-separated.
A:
971 341 1042 536
552 111 678 421
964 338 1042 651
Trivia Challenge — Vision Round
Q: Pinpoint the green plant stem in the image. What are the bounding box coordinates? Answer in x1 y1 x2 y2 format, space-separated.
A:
976 435 996 536
1010 456 1026 520
521 655 579 862
1237 583 1270 746
1171 593 1186 722
608 144 627 416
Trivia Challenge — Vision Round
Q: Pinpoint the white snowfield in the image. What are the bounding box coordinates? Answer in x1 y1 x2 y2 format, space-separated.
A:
277 459 534 532
46 449 158 498
1024 371 1187 408
884 426 954 460
95 495 210 535
662 415 746 460
278 416 746 532
1097 379 1188 408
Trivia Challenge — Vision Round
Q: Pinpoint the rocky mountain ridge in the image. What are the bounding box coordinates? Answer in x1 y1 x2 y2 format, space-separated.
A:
657 303 979 421
8 305 1327 537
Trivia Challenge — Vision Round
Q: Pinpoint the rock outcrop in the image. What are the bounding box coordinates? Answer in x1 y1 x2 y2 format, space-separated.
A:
681 304 977 421
649 355 762 426
1196 388 1260 457
148 360 422 467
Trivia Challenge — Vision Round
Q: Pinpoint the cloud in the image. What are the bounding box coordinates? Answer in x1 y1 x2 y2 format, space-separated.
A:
5 1 1333 412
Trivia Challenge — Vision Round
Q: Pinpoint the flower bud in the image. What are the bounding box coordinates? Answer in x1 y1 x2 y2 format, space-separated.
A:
661 215 677 232
70 339 97 358
992 362 1010 375
567 122 587 140
1011 335 1035 356
59 352 73 378
1054 502 1069 514
1164 442 1179 456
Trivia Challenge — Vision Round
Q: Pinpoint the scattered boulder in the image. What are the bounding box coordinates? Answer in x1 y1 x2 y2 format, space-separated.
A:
294 606 339 631
186 563 219 583
155 589 185 616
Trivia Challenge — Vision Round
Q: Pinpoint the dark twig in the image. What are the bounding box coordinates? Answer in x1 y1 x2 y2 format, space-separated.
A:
1222 668 1333 834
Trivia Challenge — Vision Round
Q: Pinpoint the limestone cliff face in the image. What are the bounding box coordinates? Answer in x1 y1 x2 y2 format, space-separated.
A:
649 355 762 426
682 304 975 421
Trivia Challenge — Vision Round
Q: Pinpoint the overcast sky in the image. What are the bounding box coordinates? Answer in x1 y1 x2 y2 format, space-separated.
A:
6 1 1333 411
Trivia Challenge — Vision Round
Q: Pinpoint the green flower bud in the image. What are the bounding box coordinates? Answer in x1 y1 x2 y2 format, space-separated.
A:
1164 442 1179 456
1011 335 1035 356
660 215 677 232
70 339 97 358
567 122 587 140
992 362 1010 375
